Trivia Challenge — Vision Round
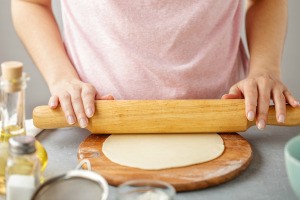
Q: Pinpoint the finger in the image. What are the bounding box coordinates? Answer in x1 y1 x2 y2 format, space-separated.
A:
272 89 286 123
283 90 300 107
221 93 241 99
59 92 76 125
256 79 272 130
48 95 59 109
71 90 88 128
243 79 258 122
100 94 115 100
221 84 243 99
228 84 243 98
81 85 96 118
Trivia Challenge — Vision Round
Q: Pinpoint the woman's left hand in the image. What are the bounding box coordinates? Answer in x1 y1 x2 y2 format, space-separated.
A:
222 72 299 130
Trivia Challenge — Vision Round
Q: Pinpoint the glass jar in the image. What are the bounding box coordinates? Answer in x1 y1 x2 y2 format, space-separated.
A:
6 135 40 200
0 61 47 194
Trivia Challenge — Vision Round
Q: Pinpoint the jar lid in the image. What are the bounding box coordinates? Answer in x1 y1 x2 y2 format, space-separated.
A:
9 135 36 155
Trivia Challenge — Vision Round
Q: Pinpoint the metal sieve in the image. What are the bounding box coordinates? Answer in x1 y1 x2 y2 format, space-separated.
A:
31 159 109 200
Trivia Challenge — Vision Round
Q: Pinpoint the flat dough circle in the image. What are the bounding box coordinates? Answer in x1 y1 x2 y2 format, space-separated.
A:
102 134 225 170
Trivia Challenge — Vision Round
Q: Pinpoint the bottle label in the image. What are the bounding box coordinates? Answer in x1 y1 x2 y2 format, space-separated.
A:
6 175 36 200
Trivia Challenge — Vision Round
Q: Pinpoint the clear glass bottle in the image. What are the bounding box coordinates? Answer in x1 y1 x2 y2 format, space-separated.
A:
6 135 40 200
0 61 48 194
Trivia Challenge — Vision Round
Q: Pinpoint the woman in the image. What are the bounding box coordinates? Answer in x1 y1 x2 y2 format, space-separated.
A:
11 0 299 129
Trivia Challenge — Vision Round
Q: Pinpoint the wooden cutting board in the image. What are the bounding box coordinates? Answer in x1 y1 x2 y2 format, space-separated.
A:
77 133 252 192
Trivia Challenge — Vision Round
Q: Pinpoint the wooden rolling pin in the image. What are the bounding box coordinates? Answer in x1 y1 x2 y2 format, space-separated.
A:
33 99 300 134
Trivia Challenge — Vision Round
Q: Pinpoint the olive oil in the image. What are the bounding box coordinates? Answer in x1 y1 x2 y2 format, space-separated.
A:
0 142 8 194
0 61 48 194
6 136 41 200
0 127 48 194
0 126 48 170
35 140 48 172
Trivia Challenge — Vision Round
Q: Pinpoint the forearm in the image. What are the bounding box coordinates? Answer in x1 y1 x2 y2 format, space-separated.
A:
11 0 79 86
246 0 288 76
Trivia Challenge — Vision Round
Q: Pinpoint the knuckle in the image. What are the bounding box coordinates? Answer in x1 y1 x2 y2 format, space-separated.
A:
72 95 82 103
258 111 268 117
82 84 96 96
273 82 283 89
84 83 94 89
60 93 71 100
259 94 270 103
85 84 95 90
258 75 272 86
62 107 73 115
245 78 257 87
260 74 271 80
72 104 83 113
69 85 81 94
275 87 285 94
74 110 83 116
229 85 235 91
49 96 57 103
247 102 257 108
284 90 292 96
279 93 286 101
82 89 95 97
229 83 238 89
277 107 286 114
74 111 86 119
274 93 286 105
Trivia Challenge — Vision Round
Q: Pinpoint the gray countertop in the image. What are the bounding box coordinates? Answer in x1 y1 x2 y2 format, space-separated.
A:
1 126 299 200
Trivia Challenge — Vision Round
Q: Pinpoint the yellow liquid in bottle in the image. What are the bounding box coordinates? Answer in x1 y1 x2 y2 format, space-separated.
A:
35 140 48 172
0 125 48 194
0 142 8 194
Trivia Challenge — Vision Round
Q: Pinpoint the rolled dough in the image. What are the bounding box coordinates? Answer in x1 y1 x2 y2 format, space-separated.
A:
102 134 225 170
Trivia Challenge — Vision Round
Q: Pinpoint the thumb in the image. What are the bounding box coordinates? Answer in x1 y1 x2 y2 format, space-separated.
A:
99 94 115 100
221 84 243 99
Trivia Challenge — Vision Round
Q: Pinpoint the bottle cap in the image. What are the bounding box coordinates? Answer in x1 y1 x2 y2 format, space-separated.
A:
1 61 23 80
9 135 36 155
1 61 24 92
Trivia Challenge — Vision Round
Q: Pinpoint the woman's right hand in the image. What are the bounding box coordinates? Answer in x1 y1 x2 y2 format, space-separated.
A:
48 79 114 128
11 0 114 128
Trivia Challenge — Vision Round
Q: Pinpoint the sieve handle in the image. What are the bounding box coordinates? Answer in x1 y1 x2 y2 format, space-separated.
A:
76 159 92 171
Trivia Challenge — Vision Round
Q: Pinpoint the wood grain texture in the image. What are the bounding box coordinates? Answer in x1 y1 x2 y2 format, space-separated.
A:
33 100 300 134
77 133 252 192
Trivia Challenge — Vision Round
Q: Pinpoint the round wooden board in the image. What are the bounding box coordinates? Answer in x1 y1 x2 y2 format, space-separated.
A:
77 133 252 192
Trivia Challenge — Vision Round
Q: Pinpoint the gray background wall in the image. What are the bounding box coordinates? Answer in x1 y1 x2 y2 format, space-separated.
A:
0 1 299 118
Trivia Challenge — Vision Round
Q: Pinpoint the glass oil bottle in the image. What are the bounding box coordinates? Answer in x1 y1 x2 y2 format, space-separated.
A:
0 61 48 194
6 135 40 200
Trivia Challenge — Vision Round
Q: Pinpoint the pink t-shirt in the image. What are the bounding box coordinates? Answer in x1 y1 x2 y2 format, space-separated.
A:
60 0 248 99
